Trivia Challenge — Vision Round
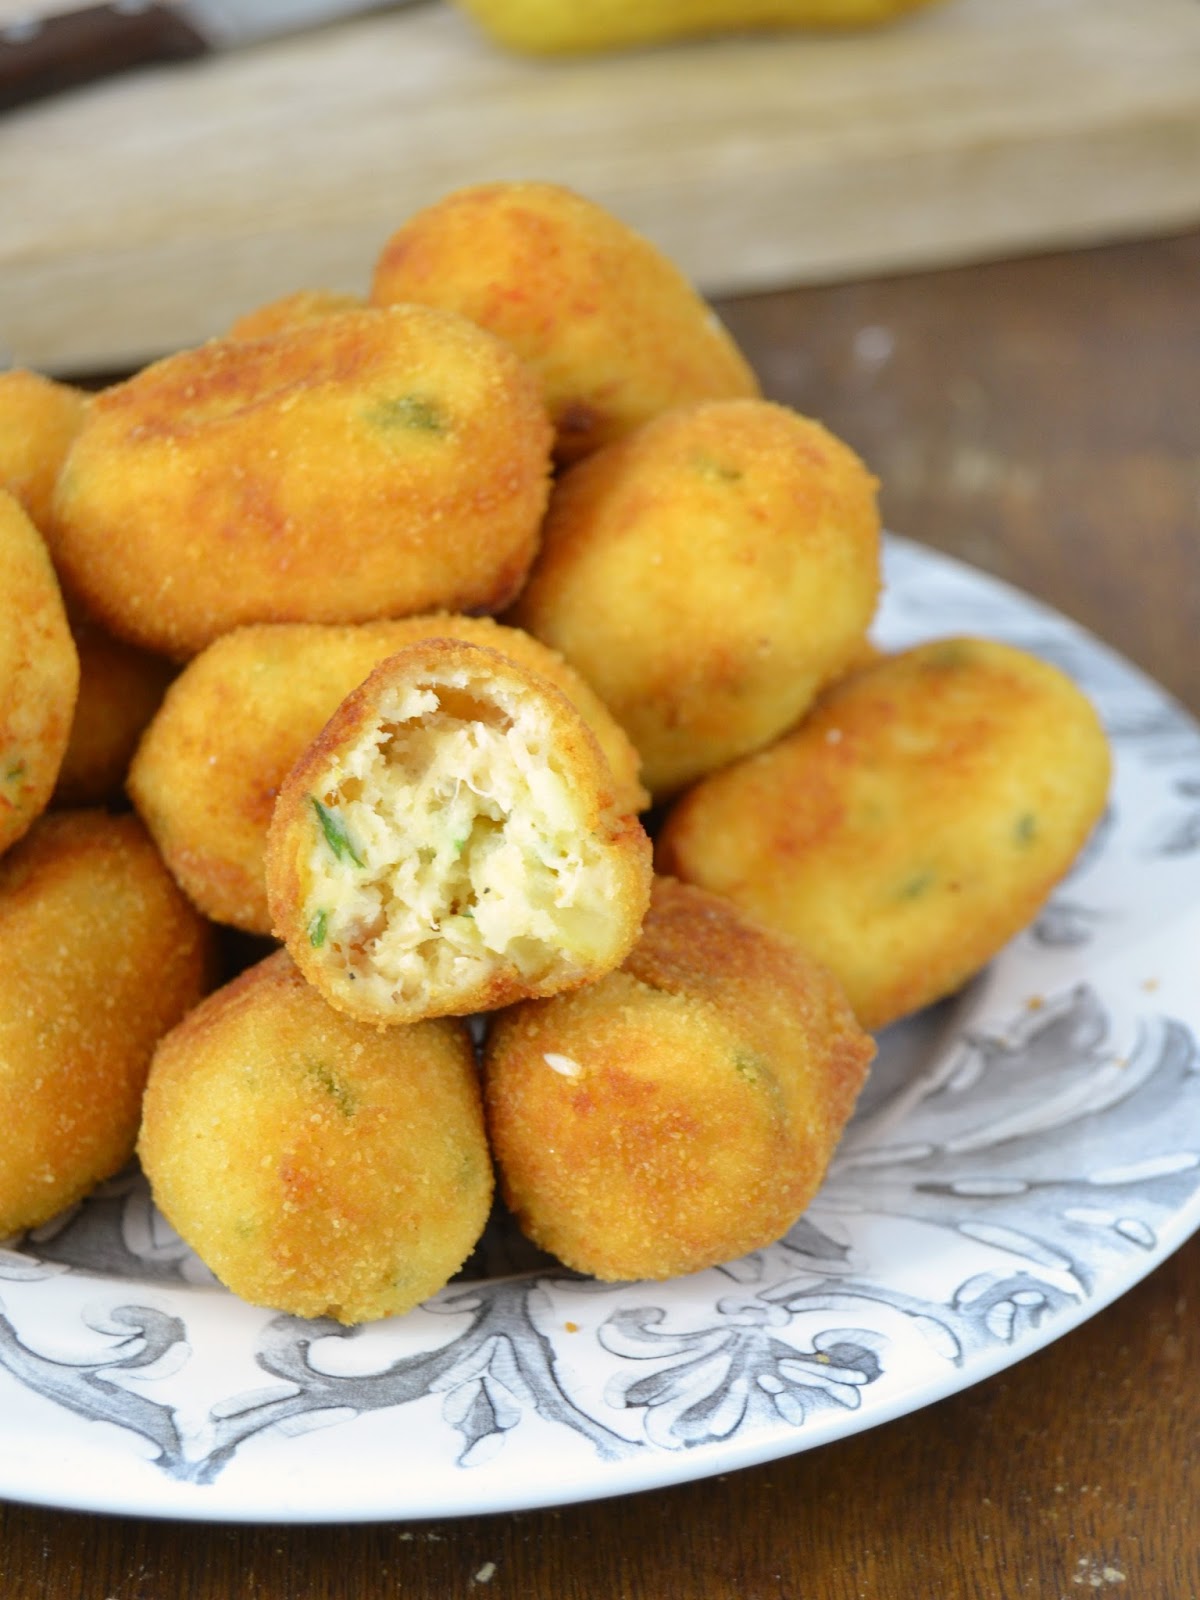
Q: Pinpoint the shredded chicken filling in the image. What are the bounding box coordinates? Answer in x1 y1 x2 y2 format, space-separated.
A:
304 677 618 1006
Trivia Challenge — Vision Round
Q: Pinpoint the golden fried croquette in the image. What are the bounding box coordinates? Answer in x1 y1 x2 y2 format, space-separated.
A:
138 949 492 1324
0 811 214 1237
0 368 88 535
129 614 647 935
0 492 79 856
226 287 364 341
50 305 554 659
484 876 874 1282
151 617 648 936
54 619 175 807
658 637 1113 1030
266 639 652 1024
370 181 759 464
510 399 881 797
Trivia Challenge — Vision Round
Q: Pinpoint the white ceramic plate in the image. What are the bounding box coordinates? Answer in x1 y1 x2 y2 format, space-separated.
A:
4 535 1200 1524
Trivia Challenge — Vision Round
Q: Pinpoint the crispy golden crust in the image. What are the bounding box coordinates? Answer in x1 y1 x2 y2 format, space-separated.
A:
658 637 1113 1030
0 492 79 855
371 181 758 464
484 876 874 1281
50 305 554 659
226 288 364 341
509 399 881 796
129 614 647 935
54 619 174 807
266 639 652 1024
0 368 88 536
138 949 492 1323
0 811 215 1235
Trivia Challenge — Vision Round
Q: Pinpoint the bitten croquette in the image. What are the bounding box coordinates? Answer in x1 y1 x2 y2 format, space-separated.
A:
266 639 652 1024
129 615 648 934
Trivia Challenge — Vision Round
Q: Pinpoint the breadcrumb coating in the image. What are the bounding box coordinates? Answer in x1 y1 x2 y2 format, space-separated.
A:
50 305 553 658
510 399 880 796
0 492 79 856
0 811 215 1235
138 949 491 1323
659 637 1112 1029
371 180 758 464
484 876 874 1280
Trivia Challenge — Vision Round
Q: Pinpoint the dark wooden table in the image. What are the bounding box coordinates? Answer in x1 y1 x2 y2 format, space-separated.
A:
4 228 1199 1599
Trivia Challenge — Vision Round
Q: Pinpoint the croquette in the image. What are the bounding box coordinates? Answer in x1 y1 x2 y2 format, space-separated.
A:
510 399 881 796
266 639 653 1024
0 368 88 536
49 305 554 658
0 491 79 855
0 811 214 1236
226 287 364 341
138 949 492 1323
484 876 874 1281
54 619 175 807
371 180 759 464
129 614 648 934
658 637 1113 1030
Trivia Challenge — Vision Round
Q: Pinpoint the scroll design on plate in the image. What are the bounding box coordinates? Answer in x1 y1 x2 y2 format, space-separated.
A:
598 1300 883 1449
0 1301 190 1472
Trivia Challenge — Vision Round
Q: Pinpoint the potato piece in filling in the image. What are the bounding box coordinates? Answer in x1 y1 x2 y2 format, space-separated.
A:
267 640 652 1023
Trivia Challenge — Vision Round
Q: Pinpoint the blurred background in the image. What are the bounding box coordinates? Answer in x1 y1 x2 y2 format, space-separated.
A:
4 0 1200 376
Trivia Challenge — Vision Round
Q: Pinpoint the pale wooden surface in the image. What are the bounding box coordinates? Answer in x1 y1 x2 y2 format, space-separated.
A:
4 0 1200 375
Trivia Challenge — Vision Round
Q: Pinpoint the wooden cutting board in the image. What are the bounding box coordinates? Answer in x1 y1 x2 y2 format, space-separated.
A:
3 0 1200 375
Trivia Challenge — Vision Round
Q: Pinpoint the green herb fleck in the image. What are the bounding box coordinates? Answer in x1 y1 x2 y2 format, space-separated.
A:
897 868 936 901
451 834 469 857
923 641 972 671
694 451 743 483
305 1059 357 1117
308 908 329 947
733 1052 761 1083
368 394 446 433
1014 812 1038 846
311 796 363 868
5 761 25 783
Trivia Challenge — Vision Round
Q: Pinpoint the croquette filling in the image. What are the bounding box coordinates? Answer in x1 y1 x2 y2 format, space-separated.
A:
303 669 621 1008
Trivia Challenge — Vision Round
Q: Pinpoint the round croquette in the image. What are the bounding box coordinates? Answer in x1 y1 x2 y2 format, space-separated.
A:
54 619 175 807
0 368 88 536
657 637 1113 1030
510 399 881 796
484 876 874 1281
138 949 493 1324
0 491 79 855
371 180 759 464
0 811 215 1236
49 305 554 658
